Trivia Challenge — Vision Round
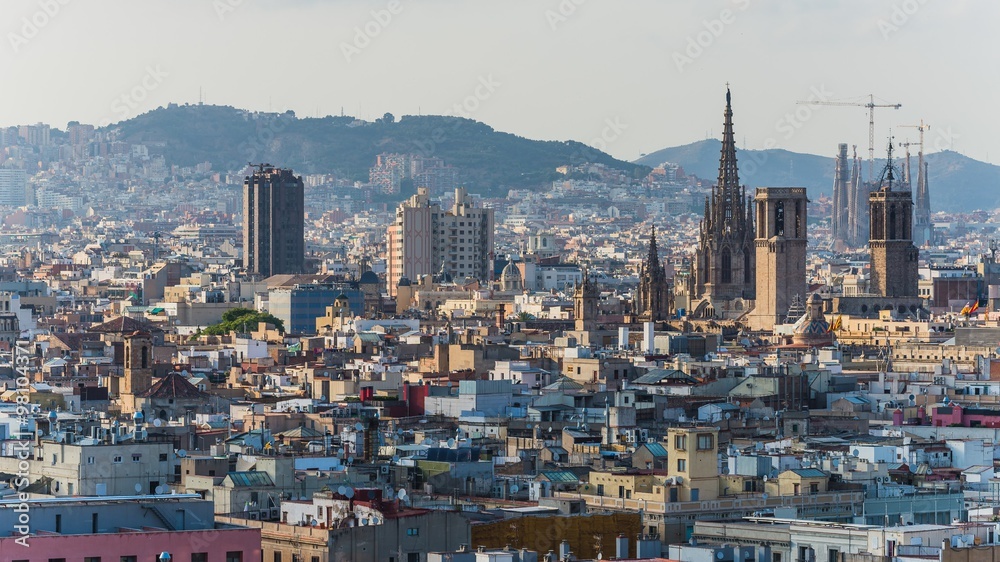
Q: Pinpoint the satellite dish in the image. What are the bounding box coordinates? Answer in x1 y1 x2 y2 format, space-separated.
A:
135 483 143 493
397 489 407 500
177 449 187 458
344 487 355 499
510 484 519 494
155 486 164 494
338 486 347 496
391 455 400 464
153 419 163 427
422 438 433 446
852 449 860 457
447 438 456 448
725 412 732 420
763 475 768 482
355 423 364 431
717 552 726 560
761 493 769 500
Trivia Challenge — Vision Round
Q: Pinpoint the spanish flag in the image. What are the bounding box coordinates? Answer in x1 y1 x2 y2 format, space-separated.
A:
970 301 980 314
960 303 972 315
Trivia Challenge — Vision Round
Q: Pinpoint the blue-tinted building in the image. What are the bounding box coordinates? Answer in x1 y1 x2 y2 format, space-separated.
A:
268 283 364 334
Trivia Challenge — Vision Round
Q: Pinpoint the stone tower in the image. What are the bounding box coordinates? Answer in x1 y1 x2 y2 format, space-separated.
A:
749 187 808 331
120 332 153 414
914 158 932 247
831 144 850 249
689 88 755 317
636 227 672 322
870 142 919 298
573 273 599 332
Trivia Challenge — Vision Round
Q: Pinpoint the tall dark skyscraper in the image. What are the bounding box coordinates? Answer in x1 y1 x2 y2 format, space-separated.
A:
243 165 305 278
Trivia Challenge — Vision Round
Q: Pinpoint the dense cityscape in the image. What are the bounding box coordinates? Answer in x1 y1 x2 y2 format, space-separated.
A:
4 3 1000 562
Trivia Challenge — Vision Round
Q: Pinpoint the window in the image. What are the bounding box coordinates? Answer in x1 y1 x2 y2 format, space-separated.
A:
226 553 243 562
406 527 420 536
408 554 420 562
677 458 687 472
85 558 102 562
274 554 282 562
696 434 714 450
49 559 67 562
55 513 62 532
674 434 687 449
159 453 168 462
113 455 123 464
132 454 141 462
121 557 137 562
192 555 208 562
87 456 96 464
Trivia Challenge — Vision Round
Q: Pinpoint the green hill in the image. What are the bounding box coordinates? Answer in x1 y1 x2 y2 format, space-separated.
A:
110 104 649 196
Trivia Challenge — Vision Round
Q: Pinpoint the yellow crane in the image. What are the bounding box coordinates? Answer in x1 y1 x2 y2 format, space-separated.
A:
796 94 901 180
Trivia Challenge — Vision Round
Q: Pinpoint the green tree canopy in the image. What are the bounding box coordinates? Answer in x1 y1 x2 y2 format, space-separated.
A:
204 308 284 335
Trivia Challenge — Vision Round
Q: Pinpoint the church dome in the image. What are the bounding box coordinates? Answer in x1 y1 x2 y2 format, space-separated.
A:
791 294 834 346
359 271 379 285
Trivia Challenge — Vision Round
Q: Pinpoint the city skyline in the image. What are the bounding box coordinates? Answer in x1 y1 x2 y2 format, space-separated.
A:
2 1 997 162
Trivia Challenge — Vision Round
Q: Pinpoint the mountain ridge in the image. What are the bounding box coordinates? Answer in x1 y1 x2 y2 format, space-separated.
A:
636 140 1000 212
108 104 650 197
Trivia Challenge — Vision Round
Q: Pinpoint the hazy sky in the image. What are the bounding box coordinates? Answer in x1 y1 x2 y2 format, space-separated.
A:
3 0 997 162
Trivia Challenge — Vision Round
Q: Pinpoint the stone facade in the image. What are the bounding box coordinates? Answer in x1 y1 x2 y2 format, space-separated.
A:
688 89 755 319
869 153 919 298
749 187 808 331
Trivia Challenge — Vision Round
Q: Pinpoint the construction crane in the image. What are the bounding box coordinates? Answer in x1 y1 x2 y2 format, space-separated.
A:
796 94 901 180
899 119 930 157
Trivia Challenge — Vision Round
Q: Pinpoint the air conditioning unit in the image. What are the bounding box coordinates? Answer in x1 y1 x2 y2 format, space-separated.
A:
249 511 260 521
380 466 390 474
270 507 280 519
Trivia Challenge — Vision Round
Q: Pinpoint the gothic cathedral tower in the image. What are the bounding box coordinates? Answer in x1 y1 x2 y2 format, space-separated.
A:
690 88 755 318
749 188 808 331
870 142 919 297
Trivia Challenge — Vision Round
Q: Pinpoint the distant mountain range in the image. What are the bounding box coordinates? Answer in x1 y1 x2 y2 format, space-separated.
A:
110 104 649 197
636 140 1000 212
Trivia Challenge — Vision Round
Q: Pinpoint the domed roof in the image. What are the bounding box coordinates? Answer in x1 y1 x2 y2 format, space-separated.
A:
359 271 379 285
335 293 349 301
500 261 521 280
790 293 834 346
133 410 144 421
397 276 411 287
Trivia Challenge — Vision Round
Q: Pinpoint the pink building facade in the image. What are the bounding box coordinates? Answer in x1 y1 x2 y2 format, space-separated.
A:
0 526 260 562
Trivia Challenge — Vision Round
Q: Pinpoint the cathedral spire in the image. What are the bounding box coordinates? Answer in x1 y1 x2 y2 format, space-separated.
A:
647 226 659 266
717 86 741 204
